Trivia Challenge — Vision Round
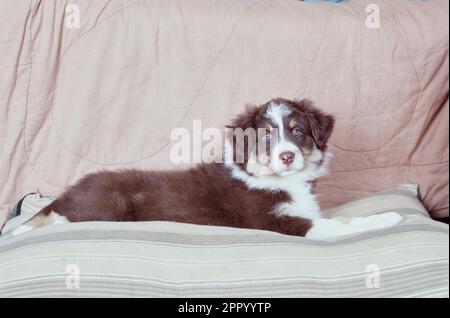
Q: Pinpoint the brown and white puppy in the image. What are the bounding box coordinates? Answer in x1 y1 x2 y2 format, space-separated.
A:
11 98 402 239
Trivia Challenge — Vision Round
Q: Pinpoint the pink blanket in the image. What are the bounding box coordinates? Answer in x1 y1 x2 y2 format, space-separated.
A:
0 0 448 226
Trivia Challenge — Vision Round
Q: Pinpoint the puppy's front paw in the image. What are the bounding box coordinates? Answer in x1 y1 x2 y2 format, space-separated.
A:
350 212 403 229
375 212 403 227
305 212 404 241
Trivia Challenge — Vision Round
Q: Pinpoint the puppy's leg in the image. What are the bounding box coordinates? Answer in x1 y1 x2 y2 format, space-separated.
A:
305 212 403 240
267 215 313 237
10 207 69 237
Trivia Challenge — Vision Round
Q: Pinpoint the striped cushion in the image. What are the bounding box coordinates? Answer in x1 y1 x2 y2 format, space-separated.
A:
0 185 448 297
323 184 428 218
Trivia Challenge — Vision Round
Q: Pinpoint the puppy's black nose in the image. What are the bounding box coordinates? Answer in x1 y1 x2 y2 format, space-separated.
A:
279 151 295 166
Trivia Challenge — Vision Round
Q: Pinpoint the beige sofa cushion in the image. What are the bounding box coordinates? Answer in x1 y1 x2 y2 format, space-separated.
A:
323 184 428 218
0 185 447 297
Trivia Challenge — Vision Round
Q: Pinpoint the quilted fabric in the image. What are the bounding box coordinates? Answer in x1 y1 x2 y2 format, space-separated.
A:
0 0 448 225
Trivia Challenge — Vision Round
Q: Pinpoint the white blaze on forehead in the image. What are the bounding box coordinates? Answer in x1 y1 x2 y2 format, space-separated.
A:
265 103 292 140
266 102 304 174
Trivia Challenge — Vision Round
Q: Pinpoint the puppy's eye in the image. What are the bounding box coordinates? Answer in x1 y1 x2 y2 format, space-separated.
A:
263 131 272 141
292 128 303 137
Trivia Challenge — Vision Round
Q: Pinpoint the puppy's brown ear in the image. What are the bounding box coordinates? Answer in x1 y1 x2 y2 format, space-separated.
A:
295 99 335 150
309 112 334 150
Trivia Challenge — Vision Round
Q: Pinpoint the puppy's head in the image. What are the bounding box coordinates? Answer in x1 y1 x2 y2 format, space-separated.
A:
225 98 334 178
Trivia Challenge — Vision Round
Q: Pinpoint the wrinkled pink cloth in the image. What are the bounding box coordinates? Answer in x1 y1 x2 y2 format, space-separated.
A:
0 0 448 226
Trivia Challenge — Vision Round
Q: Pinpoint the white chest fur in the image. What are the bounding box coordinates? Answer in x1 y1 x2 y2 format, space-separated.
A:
223 140 330 221
226 161 323 220
273 182 321 220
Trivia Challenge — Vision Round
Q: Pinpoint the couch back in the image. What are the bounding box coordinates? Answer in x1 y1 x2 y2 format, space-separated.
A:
0 0 448 225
